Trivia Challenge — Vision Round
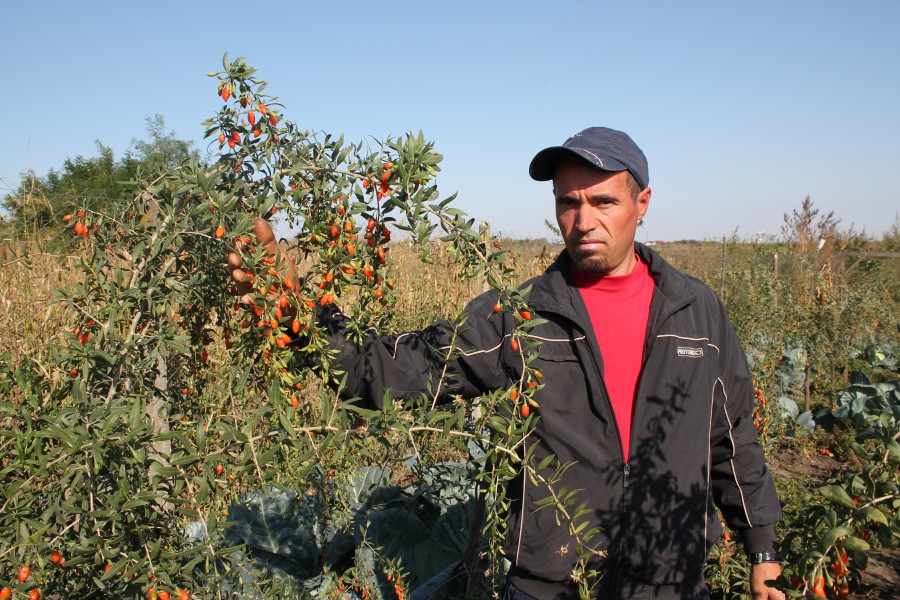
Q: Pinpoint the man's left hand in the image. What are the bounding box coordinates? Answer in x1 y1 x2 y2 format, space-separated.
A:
750 563 786 599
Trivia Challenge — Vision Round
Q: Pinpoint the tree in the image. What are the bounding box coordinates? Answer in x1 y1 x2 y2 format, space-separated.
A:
1 116 202 234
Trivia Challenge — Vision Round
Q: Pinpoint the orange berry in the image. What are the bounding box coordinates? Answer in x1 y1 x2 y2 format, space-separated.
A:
521 404 531 417
215 226 225 239
19 565 31 582
221 86 230 102
510 339 519 352
0 588 10 600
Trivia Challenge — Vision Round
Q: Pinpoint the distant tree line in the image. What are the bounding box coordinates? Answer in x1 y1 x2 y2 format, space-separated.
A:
2 115 204 232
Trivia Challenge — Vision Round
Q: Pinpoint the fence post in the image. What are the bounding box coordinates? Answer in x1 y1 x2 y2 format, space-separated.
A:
720 236 727 299
773 252 779 309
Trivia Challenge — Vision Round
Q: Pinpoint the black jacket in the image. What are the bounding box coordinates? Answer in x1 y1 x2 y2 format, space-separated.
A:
328 243 781 597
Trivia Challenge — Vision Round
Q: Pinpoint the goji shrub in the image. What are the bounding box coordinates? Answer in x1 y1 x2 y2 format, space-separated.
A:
0 56 597 599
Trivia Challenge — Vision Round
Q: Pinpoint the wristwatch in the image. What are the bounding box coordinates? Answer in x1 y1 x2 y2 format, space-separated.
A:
748 551 782 564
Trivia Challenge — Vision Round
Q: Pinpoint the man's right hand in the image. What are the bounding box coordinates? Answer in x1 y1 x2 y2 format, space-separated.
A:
227 217 298 308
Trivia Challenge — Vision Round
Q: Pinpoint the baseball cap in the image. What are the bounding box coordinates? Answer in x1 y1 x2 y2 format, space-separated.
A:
529 127 649 190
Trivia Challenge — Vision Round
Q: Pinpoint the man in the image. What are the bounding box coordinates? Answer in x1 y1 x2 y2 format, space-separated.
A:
231 127 784 599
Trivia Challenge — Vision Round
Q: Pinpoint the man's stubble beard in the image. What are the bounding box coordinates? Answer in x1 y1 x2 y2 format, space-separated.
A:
571 253 612 275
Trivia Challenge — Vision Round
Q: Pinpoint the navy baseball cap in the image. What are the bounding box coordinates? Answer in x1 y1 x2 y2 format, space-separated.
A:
529 127 649 190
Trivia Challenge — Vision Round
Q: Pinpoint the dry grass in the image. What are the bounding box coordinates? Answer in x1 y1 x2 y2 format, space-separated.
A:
0 239 80 368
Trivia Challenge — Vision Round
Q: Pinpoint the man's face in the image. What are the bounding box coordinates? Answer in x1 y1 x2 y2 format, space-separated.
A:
554 160 651 276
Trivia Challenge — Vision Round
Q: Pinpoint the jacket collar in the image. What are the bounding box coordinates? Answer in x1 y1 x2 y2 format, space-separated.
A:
528 242 697 320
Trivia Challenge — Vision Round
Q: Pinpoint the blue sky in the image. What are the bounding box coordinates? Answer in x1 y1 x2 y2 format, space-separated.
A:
2 1 898 242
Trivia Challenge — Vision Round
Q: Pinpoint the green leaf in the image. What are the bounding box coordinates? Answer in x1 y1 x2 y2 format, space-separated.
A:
818 484 858 510
822 526 851 548
856 506 889 525
838 535 870 552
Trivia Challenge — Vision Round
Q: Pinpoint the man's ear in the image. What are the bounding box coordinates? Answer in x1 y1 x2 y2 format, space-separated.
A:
637 187 651 220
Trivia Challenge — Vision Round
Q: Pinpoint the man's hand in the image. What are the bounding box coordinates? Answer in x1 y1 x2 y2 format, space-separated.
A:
227 217 298 306
750 563 786 600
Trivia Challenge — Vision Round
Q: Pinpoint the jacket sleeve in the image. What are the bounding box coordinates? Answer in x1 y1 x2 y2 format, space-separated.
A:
320 290 512 409
708 299 782 552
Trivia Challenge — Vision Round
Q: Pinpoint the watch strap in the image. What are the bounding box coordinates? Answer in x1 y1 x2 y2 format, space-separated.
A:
748 551 782 564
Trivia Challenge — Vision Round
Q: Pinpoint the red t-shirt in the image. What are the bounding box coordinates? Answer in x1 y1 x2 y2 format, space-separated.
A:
572 256 654 462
